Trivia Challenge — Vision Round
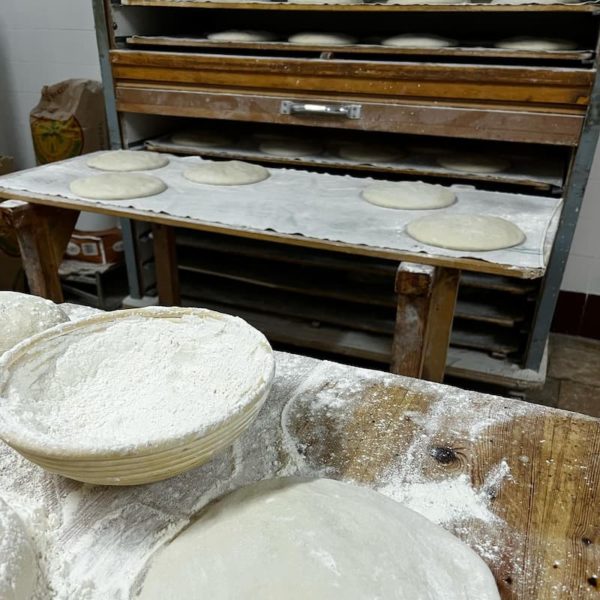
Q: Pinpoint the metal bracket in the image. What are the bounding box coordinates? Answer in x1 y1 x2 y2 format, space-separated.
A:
280 101 362 120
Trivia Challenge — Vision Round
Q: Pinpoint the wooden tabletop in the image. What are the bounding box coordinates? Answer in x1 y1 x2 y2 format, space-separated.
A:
0 350 597 598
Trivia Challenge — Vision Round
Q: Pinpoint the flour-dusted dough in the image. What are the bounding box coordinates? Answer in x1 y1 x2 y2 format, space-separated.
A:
362 181 456 210
437 153 510 174
170 130 232 148
287 0 362 4
183 160 270 185
70 173 167 200
288 32 357 45
495 37 577 51
382 33 456 48
338 143 403 163
0 498 37 600
0 292 68 356
86 151 169 172
207 30 277 42
137 478 500 600
407 214 526 251
259 139 322 158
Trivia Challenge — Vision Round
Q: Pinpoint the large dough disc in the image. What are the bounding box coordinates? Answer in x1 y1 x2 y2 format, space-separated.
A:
207 30 277 42
338 143 403 163
437 153 510 174
183 160 270 185
407 214 526 251
288 32 357 45
137 478 500 600
259 139 322 158
170 131 232 148
495 37 577 51
70 173 167 200
86 151 169 172
382 34 456 48
362 181 456 209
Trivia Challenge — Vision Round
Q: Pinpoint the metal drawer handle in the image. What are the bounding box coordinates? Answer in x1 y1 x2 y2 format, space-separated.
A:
280 101 362 120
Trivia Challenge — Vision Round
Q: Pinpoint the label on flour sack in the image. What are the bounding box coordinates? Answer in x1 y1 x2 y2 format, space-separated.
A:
66 242 81 257
65 228 124 265
31 116 83 164
81 243 100 257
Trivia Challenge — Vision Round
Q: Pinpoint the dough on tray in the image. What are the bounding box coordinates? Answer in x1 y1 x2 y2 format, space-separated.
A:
0 292 69 356
0 498 38 600
258 138 322 158
337 143 403 163
287 0 362 4
362 181 456 209
137 478 500 600
86 150 169 172
381 34 456 48
288 32 357 45
183 160 270 185
495 37 577 51
406 214 526 251
437 153 510 174
207 30 277 42
70 173 167 200
170 130 232 148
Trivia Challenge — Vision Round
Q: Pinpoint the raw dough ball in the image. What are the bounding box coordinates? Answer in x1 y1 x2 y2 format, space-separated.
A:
87 151 169 172
288 32 357 45
437 153 510 174
183 160 270 185
407 214 526 251
338 143 403 163
259 139 321 158
137 478 500 600
495 37 577 51
207 30 277 42
382 34 456 48
0 498 37 600
362 181 456 209
288 0 362 4
171 130 232 148
0 292 68 356
70 173 167 200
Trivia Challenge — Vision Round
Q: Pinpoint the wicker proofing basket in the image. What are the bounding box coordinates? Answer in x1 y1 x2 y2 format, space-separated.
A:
0 307 275 486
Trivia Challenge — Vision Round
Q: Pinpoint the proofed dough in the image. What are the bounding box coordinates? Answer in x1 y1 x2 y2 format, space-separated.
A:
86 151 169 172
70 173 167 200
288 32 357 45
362 181 456 209
338 143 403 163
287 0 362 4
0 292 68 356
171 130 232 148
407 214 526 250
137 478 500 600
259 139 322 157
437 153 510 174
207 30 277 42
183 160 270 185
495 37 577 51
0 498 37 600
382 34 456 48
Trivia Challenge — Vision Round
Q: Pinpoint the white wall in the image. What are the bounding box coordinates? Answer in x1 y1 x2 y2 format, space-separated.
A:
0 0 598 295
0 0 101 168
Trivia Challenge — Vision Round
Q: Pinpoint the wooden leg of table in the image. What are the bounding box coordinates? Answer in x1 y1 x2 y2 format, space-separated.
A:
391 263 460 383
152 223 180 306
0 201 79 302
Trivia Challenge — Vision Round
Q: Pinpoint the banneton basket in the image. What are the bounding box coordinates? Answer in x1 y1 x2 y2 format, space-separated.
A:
0 307 275 485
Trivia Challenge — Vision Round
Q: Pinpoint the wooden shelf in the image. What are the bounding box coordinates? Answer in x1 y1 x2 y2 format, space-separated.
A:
120 0 600 13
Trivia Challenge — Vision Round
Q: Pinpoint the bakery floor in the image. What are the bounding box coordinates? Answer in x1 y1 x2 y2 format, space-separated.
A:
525 333 600 418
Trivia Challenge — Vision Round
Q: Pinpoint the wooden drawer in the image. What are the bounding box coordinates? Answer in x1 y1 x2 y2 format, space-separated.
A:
111 50 592 108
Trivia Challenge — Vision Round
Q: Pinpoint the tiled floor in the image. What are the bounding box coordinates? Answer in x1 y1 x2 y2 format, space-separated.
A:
527 334 600 418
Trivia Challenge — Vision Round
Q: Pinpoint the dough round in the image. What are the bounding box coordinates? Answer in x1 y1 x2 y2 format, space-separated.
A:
0 498 37 600
137 478 500 600
183 160 270 185
386 0 464 5
207 30 277 42
70 173 167 200
382 34 456 48
259 139 321 158
495 37 577 51
437 153 510 174
407 214 526 251
170 130 232 148
492 0 580 4
0 292 68 356
338 143 402 163
362 181 456 210
288 32 357 45
86 151 169 172
287 0 362 4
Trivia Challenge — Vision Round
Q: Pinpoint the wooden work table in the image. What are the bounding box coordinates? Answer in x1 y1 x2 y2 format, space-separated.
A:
1 349 598 598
